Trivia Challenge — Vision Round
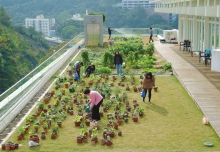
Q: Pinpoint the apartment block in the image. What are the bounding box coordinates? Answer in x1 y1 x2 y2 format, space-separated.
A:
25 14 55 37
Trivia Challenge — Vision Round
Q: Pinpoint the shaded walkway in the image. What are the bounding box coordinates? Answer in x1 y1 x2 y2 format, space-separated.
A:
154 42 220 137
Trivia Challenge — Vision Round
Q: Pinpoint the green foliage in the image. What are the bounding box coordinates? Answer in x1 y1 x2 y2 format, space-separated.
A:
0 20 50 93
162 62 173 72
102 51 113 67
81 50 90 68
96 67 112 74
146 43 154 56
0 6 11 26
61 25 78 39
88 12 106 23
141 68 157 74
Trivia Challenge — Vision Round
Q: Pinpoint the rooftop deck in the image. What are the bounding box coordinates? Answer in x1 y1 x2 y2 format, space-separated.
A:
154 41 220 137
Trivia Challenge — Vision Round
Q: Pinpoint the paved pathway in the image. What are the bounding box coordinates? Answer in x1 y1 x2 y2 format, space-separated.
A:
154 42 220 137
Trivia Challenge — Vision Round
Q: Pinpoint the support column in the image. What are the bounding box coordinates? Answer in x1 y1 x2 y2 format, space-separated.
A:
183 15 189 40
214 18 216 49
193 16 198 51
219 14 220 49
204 16 210 49
178 15 182 43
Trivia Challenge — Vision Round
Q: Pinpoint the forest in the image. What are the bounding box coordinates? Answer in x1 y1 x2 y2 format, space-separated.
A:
0 0 178 39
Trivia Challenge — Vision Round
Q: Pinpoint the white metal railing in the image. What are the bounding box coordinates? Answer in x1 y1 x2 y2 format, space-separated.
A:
0 33 84 132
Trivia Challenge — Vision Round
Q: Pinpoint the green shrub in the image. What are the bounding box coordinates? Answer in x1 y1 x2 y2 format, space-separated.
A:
146 43 154 56
97 67 112 74
162 62 172 72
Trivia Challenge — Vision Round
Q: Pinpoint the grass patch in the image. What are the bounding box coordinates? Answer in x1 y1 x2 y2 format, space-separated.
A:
5 76 220 151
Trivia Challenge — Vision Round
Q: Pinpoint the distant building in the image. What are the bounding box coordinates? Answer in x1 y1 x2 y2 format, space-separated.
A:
25 14 55 37
121 0 177 22
122 0 155 9
72 14 83 21
144 8 177 22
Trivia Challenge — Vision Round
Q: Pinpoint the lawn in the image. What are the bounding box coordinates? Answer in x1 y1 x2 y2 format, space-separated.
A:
4 75 220 152
2 36 220 152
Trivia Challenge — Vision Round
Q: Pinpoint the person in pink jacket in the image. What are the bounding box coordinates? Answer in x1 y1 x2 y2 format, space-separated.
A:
84 89 103 121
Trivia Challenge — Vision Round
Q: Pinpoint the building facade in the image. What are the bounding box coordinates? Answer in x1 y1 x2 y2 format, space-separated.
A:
25 14 55 37
153 0 220 51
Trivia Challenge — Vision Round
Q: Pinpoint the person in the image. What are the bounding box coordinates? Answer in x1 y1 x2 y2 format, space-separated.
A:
114 51 124 76
85 64 95 77
84 89 103 121
142 72 155 104
108 27 113 40
74 61 83 79
149 27 154 43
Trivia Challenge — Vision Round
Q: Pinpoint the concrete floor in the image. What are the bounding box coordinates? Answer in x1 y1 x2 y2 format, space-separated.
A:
154 41 220 137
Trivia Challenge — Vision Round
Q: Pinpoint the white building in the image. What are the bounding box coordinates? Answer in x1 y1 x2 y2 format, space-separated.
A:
72 14 83 21
122 0 155 9
25 14 55 37
152 0 220 71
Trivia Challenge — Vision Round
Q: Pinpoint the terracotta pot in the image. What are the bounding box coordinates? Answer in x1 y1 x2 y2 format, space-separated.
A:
109 132 115 138
75 121 80 127
51 134 57 139
1 144 5 150
118 131 122 136
117 119 123 125
15 143 19 149
105 141 112 146
34 128 38 133
85 121 90 126
132 116 138 122
101 139 105 145
69 110 74 115
83 137 88 143
91 140 96 145
10 143 15 150
41 132 46 139
17 135 23 140
57 122 62 127
5 144 10 150
114 123 119 130
139 112 144 117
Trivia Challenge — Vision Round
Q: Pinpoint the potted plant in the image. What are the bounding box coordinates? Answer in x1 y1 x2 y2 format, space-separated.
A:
51 125 58 139
100 137 106 145
105 135 112 146
42 124 48 132
153 86 158 92
17 127 25 140
109 126 115 138
137 107 145 117
74 115 83 126
33 124 39 133
118 130 122 136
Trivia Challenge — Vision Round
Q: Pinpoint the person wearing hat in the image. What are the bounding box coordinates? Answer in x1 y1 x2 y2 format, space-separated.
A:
84 89 103 121
74 61 83 80
142 72 155 104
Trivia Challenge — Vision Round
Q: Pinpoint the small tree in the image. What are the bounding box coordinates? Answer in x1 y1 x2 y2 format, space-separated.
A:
81 50 90 68
146 43 154 56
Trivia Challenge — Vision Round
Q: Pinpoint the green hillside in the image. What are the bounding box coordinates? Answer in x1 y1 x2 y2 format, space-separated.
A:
0 0 177 31
0 6 51 94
